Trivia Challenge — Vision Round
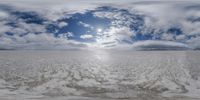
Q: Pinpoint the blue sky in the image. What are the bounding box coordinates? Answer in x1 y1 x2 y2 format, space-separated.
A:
0 0 200 50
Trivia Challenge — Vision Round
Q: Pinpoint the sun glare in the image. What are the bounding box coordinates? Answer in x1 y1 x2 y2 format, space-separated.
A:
97 28 102 33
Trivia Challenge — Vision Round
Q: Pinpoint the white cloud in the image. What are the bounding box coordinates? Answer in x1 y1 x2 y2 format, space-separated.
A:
79 21 93 29
96 26 134 47
161 33 174 41
58 21 68 28
187 37 200 49
0 10 9 19
0 33 88 50
0 1 200 50
94 11 118 19
176 35 186 41
132 40 191 50
129 1 200 36
93 10 134 27
80 34 93 39
0 0 100 21
0 25 12 36
58 32 74 39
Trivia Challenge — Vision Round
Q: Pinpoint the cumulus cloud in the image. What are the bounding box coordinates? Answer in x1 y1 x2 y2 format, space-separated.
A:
0 0 200 50
58 21 68 28
58 32 74 39
0 24 12 36
129 1 200 36
186 37 200 49
93 7 141 48
0 10 9 19
15 22 46 34
93 7 137 27
0 33 87 50
95 26 134 48
0 2 89 50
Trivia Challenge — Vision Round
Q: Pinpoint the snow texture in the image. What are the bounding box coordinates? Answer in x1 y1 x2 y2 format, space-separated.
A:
0 50 200 100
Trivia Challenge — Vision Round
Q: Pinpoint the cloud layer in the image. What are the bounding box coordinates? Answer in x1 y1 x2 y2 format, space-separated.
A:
0 1 200 50
132 40 190 50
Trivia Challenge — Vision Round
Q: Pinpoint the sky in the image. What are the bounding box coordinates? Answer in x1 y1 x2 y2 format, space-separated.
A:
0 0 200 50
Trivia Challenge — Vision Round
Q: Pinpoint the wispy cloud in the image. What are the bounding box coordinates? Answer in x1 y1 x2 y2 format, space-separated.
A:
80 34 93 39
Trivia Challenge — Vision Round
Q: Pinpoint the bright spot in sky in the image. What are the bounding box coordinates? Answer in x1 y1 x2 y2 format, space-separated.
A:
97 28 102 33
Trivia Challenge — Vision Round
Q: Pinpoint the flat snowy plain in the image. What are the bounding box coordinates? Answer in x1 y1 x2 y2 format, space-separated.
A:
0 50 200 100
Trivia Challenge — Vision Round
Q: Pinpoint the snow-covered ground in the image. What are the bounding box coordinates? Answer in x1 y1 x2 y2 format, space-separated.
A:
0 50 200 100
